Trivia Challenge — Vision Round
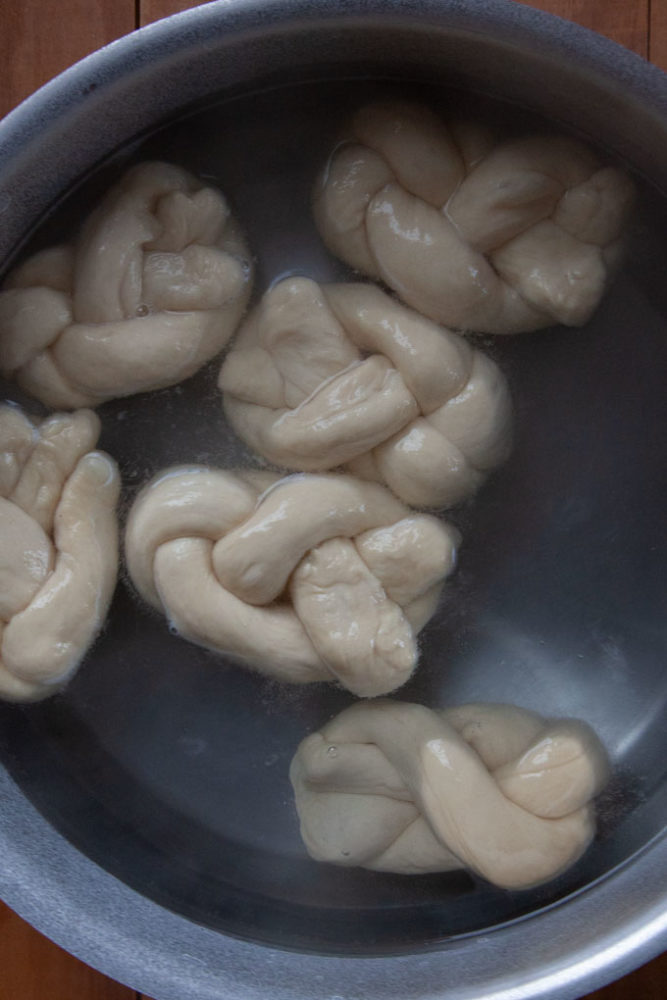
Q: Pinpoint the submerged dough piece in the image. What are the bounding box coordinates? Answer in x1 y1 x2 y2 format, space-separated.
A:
313 101 635 334
0 405 120 701
219 278 512 508
290 699 610 889
125 468 460 696
0 162 253 408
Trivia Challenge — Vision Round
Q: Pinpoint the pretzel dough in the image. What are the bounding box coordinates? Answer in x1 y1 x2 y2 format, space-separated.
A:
0 405 120 701
0 162 253 408
125 468 460 696
290 699 609 889
313 101 635 334
219 278 512 508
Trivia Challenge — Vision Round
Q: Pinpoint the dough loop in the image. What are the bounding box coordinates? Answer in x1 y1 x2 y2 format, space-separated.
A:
0 162 253 408
314 101 635 334
125 468 460 696
219 278 512 508
290 699 609 889
0 405 120 701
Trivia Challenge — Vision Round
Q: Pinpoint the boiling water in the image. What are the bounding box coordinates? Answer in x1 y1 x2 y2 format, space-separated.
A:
1 78 667 954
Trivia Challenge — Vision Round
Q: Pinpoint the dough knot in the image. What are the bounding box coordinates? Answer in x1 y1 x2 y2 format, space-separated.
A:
290 699 609 888
219 278 512 508
125 468 460 696
0 405 120 700
0 161 253 408
313 101 635 334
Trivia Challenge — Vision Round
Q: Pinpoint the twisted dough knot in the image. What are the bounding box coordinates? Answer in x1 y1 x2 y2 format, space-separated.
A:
291 700 609 889
219 278 512 508
314 101 635 335
0 161 253 408
0 405 120 701
125 468 459 696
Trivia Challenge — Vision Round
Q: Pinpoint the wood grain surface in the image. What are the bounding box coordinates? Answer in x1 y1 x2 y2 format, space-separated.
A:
0 1 135 120
516 0 649 56
0 1 665 999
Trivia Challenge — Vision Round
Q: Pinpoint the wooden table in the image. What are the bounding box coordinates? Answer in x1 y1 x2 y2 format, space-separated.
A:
0 1 665 998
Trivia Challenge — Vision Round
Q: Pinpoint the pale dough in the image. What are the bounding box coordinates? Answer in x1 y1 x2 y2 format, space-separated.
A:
313 101 635 334
125 468 460 696
0 405 120 701
290 699 609 889
0 162 253 408
219 278 512 508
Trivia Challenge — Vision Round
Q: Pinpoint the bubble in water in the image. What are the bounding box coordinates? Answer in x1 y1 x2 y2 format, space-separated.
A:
179 735 206 757
327 745 338 757
268 267 309 290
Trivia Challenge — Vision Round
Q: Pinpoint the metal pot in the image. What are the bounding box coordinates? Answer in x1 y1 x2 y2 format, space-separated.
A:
1 2 666 998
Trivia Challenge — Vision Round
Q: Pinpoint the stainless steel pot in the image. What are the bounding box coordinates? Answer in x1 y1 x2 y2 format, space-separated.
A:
1 2 666 998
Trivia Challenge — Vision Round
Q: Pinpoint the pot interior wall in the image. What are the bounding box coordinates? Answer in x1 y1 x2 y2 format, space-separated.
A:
1 40 666 957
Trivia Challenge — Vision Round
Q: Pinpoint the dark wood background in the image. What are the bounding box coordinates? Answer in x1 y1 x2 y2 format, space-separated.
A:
0 1 665 997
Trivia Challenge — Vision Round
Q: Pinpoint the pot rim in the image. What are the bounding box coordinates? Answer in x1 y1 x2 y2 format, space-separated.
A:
2 761 667 1000
2 0 667 261
1 2 667 998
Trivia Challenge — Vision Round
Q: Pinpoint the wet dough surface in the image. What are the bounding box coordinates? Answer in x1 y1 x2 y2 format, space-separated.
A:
291 699 610 889
314 101 635 334
0 405 120 701
0 161 253 408
219 278 512 508
125 468 460 696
